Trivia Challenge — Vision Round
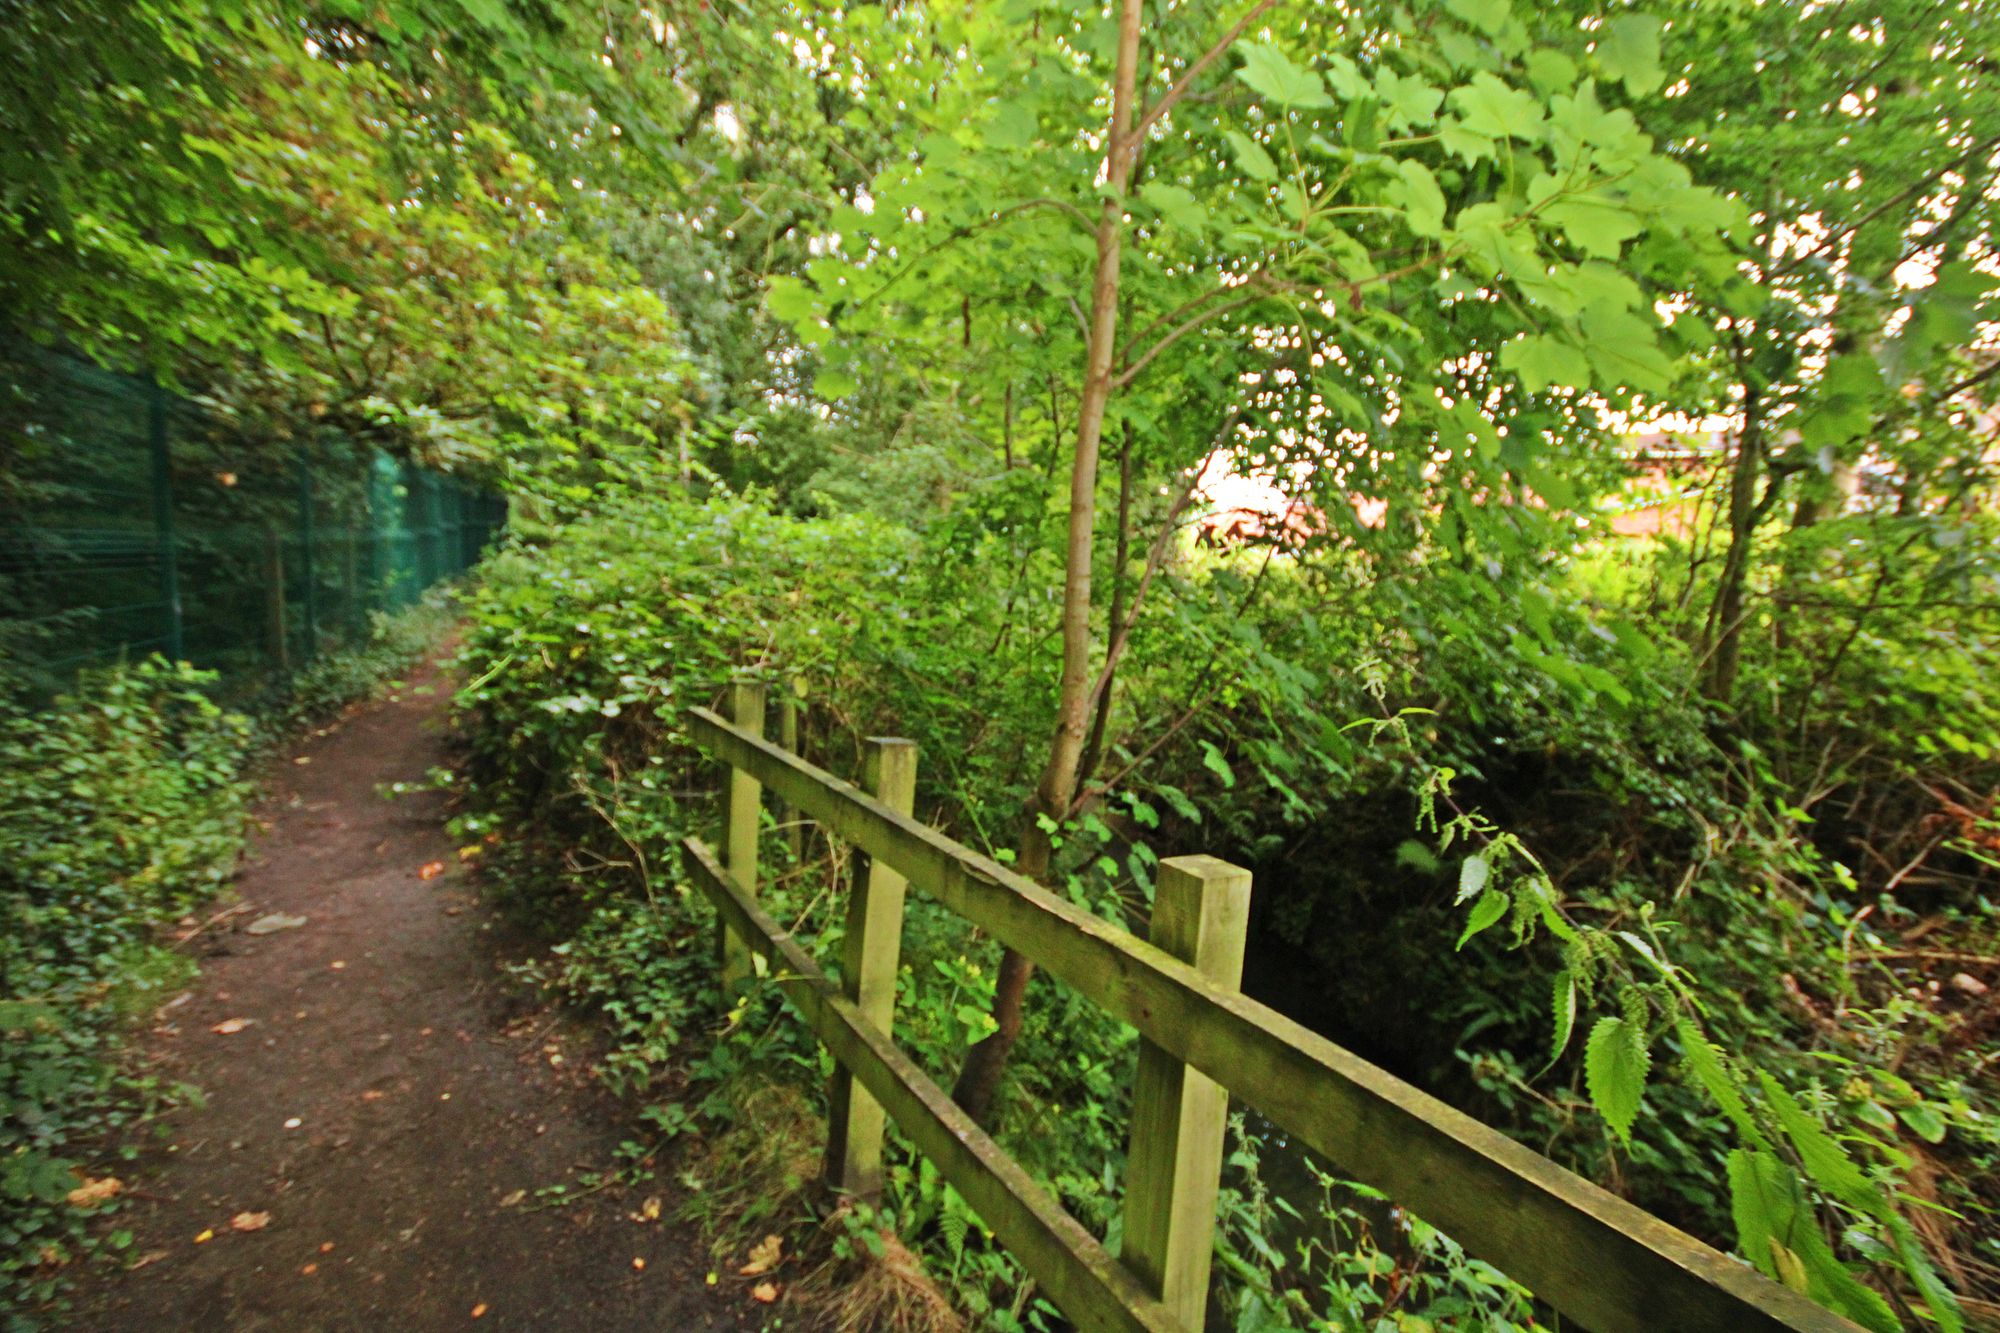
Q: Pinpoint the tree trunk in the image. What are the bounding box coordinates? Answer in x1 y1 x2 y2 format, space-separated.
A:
1706 387 1762 701
951 0 1144 1125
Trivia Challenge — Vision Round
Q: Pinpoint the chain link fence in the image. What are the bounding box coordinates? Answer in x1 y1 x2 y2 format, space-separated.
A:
1 339 505 694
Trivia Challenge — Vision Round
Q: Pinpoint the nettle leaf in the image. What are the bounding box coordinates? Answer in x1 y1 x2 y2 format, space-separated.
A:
1456 889 1509 948
1675 1019 1768 1149
1447 73 1545 141
1500 333 1588 393
1234 41 1333 109
1756 1071 1873 1208
1584 1015 1649 1144
1457 852 1491 902
1549 969 1578 1062
1224 130 1278 182
1595 15 1664 96
1728 1150 1904 1333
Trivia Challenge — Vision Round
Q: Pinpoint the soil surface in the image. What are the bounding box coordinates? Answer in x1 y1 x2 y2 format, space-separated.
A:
71 659 760 1332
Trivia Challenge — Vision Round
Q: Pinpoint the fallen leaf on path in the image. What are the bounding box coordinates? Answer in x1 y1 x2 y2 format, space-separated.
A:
230 1211 271 1233
632 1257 645 1271
129 1250 169 1271
418 861 445 880
329 960 346 970
319 1242 335 1253
292 756 311 765
470 1303 488 1318
245 913 308 935
750 1282 779 1303
301 1263 318 1276
497 1189 526 1208
212 1018 254 1035
361 1090 385 1102
66 1177 122 1208
739 1234 783 1277
628 1196 661 1224
458 845 481 860
193 1229 214 1244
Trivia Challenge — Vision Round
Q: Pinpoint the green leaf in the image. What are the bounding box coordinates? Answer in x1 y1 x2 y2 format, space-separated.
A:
813 366 858 399
1224 130 1278 182
1526 49 1578 95
766 275 819 325
1375 68 1444 130
1580 299 1677 392
1596 15 1665 96
1724 1151 1900 1333
1234 41 1334 109
1200 740 1237 789
984 99 1036 150
1756 1071 1872 1208
1139 182 1208 234
1675 1019 1768 1148
1447 73 1545 141
1386 159 1448 237
1585 1015 1649 1145
1500 334 1589 393
1444 0 1511 36
1898 1104 1946 1144
1456 889 1509 948
1457 852 1491 902
1540 192 1643 259
1549 969 1578 1062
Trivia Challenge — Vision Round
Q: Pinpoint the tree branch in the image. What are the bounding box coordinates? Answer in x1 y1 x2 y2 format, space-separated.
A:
1114 282 1273 389
1127 0 1285 149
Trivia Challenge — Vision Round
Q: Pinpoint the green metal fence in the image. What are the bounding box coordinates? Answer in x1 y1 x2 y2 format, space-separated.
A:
0 339 504 692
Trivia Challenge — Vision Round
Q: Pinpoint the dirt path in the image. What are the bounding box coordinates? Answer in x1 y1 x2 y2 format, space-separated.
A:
74 659 755 1332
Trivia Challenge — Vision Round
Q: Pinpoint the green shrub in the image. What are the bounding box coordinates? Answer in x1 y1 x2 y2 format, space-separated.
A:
0 659 251 1322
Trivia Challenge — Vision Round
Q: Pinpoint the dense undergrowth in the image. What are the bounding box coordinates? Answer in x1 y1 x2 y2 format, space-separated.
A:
0 601 453 1328
452 487 2000 1331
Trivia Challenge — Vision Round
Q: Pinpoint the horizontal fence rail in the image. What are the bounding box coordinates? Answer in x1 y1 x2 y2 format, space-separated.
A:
686 702 1858 1333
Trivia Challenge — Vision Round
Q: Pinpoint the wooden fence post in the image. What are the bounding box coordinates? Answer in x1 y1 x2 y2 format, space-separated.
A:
825 736 917 1197
719 678 767 990
1121 854 1252 1330
778 677 806 863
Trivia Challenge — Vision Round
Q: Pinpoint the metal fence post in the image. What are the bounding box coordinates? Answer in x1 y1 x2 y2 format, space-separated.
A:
826 736 917 1198
146 379 183 662
1121 854 1252 1329
297 457 317 661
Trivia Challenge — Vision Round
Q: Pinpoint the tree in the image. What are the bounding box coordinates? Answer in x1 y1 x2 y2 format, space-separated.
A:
774 0 1742 1119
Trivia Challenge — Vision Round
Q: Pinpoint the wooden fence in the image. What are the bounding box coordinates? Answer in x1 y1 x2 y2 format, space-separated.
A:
685 681 1859 1333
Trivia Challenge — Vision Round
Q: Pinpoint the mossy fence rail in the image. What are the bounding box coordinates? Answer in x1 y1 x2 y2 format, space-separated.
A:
686 681 1857 1333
